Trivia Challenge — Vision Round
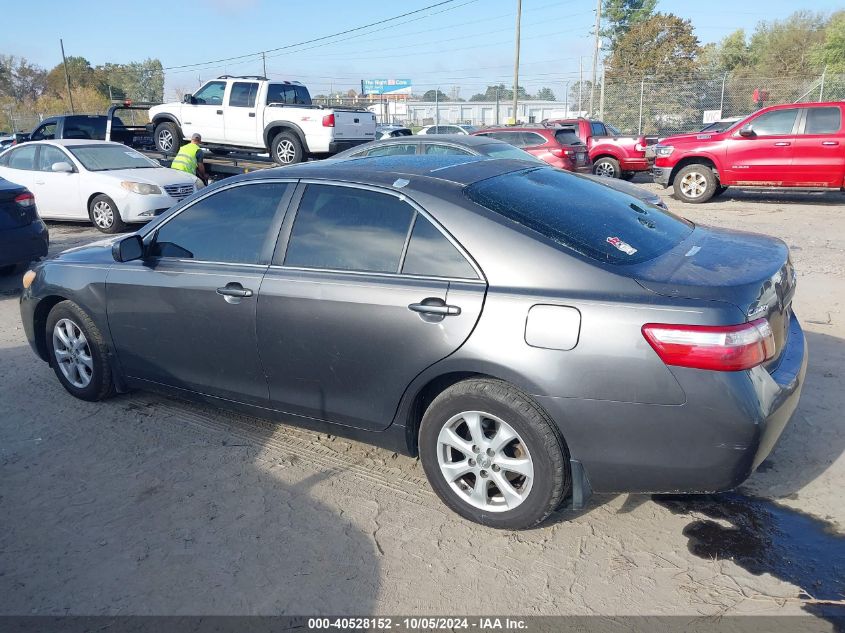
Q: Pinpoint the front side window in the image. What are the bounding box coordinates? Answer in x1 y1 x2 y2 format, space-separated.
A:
31 122 56 141
478 143 543 162
6 145 37 170
151 182 292 264
803 107 841 135
229 82 259 108
366 144 418 157
63 116 107 140
465 167 693 265
749 109 798 136
37 145 70 171
423 144 472 156
193 81 226 105
284 185 414 273
402 215 476 279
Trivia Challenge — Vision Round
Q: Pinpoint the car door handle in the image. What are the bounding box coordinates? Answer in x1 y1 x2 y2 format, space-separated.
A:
217 284 253 298
408 301 461 316
216 110 223 115
822 141 839 146
248 112 256 118
35 180 45 185
773 141 791 146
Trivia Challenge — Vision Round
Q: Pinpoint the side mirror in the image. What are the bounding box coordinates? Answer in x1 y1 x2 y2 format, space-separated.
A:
739 124 755 138
182 94 195 104
51 161 73 173
112 234 144 263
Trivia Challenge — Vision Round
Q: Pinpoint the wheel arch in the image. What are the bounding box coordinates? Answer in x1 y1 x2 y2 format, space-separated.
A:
32 294 69 362
263 123 308 152
151 113 182 128
669 156 720 186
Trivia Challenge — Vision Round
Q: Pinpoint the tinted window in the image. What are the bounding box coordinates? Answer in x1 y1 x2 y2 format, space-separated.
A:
804 107 841 135
152 182 291 263
7 145 37 170
37 145 69 171
478 143 543 162
520 132 547 147
266 84 312 105
193 81 226 105
402 215 476 278
465 167 693 265
750 109 798 136
63 116 107 140
229 82 259 107
424 144 472 155
284 185 414 273
31 122 57 141
490 131 520 144
554 129 582 145
366 143 417 157
591 122 608 136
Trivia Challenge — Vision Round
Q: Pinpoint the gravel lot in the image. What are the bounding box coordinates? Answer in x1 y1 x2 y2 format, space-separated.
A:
1 182 843 623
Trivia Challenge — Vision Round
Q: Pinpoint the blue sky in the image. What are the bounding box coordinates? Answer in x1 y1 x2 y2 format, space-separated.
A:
5 0 842 99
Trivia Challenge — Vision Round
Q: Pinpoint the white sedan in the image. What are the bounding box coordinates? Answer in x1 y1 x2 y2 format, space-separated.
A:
0 140 199 233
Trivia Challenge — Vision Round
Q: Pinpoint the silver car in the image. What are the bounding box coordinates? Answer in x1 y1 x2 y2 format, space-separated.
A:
20 156 807 529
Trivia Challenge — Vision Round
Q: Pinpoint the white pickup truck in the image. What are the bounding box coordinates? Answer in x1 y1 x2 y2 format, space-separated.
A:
148 76 376 165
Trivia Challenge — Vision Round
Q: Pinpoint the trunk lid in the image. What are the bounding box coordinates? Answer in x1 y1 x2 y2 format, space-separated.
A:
632 225 796 371
0 181 34 230
330 109 376 141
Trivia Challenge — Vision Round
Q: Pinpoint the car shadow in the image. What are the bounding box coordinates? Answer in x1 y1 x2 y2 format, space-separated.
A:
0 340 381 615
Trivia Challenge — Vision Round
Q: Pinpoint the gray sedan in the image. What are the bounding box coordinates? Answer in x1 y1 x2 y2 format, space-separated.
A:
334 135 669 209
19 156 806 529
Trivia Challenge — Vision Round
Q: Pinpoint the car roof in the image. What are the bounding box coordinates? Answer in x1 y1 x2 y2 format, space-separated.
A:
368 134 507 147
29 139 128 148
239 155 539 188
478 126 552 133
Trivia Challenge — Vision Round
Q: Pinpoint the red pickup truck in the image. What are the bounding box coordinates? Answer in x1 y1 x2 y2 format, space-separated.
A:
653 102 845 203
542 118 654 179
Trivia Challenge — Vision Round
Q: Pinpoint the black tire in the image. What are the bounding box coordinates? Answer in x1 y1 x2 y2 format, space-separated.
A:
673 163 718 203
713 185 729 198
270 131 304 165
88 194 127 234
154 121 182 155
45 300 114 402
592 156 621 178
620 171 636 181
419 378 569 529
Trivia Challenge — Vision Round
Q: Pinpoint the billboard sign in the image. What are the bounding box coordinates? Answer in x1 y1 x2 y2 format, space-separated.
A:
362 79 412 95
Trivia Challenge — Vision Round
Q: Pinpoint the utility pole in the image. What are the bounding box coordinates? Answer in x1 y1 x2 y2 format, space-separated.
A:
60 39 75 114
435 87 440 126
589 0 602 116
819 66 827 101
262 52 267 77
599 67 606 119
495 86 500 125
512 0 522 125
578 57 583 115
564 81 569 116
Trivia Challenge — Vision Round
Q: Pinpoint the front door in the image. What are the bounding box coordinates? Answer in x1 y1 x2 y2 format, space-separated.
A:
32 144 81 219
223 81 260 146
793 105 844 187
182 80 227 143
724 107 800 185
257 182 486 431
106 180 294 405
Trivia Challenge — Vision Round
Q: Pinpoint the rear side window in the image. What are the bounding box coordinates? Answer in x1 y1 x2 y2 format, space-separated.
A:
229 82 259 107
365 144 417 157
591 122 608 136
64 116 107 140
520 132 547 147
266 84 312 105
424 144 472 156
750 109 798 136
152 182 291 264
284 185 414 273
7 145 37 170
804 107 841 135
465 168 693 265
402 215 477 279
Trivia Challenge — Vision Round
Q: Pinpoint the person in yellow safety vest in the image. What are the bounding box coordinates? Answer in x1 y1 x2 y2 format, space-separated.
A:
170 133 208 185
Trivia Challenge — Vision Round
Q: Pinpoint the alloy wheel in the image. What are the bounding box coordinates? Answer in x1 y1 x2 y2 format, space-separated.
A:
436 411 534 512
594 161 616 178
91 201 114 229
680 171 708 198
158 129 174 152
52 318 93 388
275 139 296 164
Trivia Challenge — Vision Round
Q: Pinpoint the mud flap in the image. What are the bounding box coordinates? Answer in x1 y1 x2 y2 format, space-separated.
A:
570 459 593 510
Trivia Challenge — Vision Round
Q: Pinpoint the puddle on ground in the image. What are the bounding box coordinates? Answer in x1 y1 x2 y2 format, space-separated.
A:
653 492 845 629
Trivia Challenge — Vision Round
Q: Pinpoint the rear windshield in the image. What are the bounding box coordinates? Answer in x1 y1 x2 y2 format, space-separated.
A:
554 129 583 145
464 168 693 265
266 84 312 105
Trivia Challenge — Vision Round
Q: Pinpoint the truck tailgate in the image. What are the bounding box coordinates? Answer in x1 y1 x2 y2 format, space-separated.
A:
332 110 376 141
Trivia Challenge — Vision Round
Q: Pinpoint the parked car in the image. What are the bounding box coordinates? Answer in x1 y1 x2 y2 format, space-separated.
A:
148 75 376 164
375 125 413 139
0 140 199 233
20 155 806 529
417 124 478 135
0 132 25 151
542 117 654 179
472 126 591 173
333 135 667 208
0 178 48 275
653 102 845 203
19 114 133 145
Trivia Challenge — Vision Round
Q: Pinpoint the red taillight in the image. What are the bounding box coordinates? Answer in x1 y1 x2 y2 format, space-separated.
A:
322 113 335 127
550 148 573 158
14 192 35 207
642 318 776 371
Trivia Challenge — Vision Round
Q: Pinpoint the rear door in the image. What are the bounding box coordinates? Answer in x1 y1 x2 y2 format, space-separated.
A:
793 105 844 187
724 107 800 185
223 81 260 145
257 182 486 431
107 180 295 405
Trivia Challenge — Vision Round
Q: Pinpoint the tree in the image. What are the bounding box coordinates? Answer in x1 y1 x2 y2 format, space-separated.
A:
747 11 827 76
45 56 96 97
422 89 449 102
717 30 752 73
535 87 556 100
0 55 47 102
810 10 845 72
606 13 700 80
467 84 530 102
567 81 592 113
602 0 657 50
98 59 164 102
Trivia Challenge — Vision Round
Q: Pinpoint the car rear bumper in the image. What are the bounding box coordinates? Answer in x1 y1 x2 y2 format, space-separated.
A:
0 220 49 267
535 315 808 494
327 139 372 155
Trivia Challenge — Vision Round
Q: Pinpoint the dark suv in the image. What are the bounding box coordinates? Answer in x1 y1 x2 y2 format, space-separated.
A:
472 127 591 172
